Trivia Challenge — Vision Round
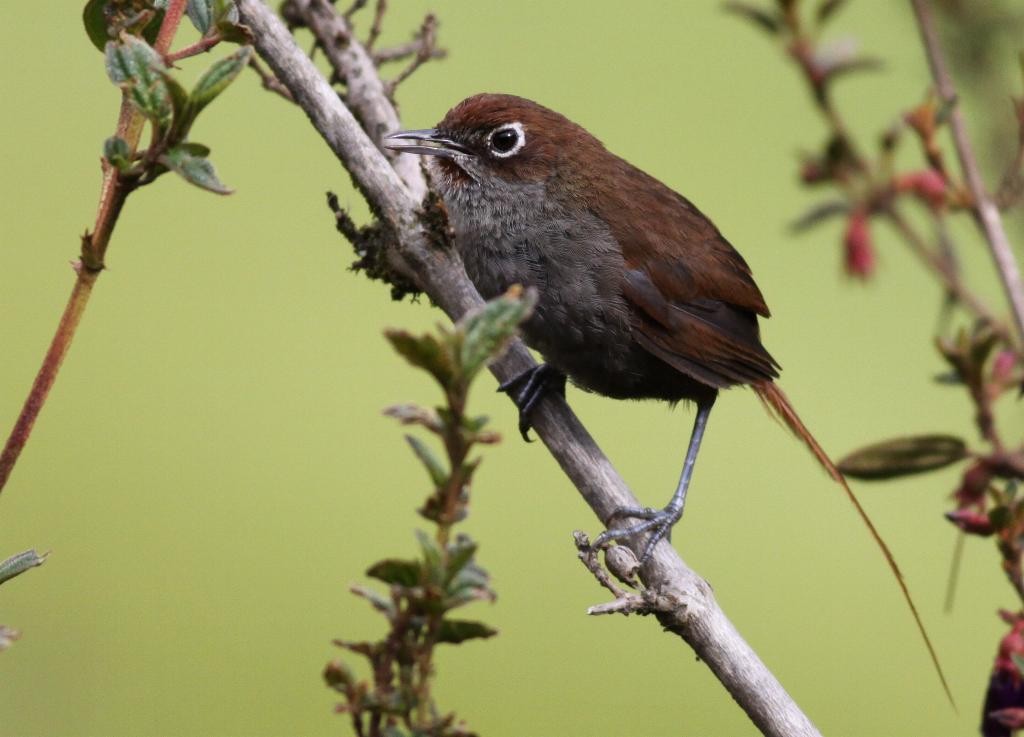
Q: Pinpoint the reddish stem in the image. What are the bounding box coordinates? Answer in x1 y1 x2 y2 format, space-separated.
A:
153 0 188 55
0 6 188 495
166 33 222 63
0 271 98 490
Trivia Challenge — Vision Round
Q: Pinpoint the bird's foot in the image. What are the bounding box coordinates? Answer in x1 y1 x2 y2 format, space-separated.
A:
592 504 684 565
497 363 567 441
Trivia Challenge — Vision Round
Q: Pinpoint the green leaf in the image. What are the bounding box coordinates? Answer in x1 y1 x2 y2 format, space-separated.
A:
0 549 46 587
722 2 781 34
186 0 214 33
160 71 191 142
385 329 456 388
460 457 481 487
458 286 537 381
415 529 443 583
444 536 477 584
105 36 172 129
349 585 395 616
159 145 233 194
790 200 849 232
815 0 848 25
436 619 498 644
970 326 1000 371
189 46 253 117
405 435 447 487
176 141 212 157
366 559 421 587
837 434 968 480
103 136 132 171
446 561 492 602
105 34 165 85
83 0 109 52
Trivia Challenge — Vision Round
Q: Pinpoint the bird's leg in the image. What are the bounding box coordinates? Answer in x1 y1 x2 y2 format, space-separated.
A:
595 394 717 563
497 363 567 441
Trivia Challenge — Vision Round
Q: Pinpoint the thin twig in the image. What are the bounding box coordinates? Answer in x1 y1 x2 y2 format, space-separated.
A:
372 41 447 66
248 57 295 102
342 0 367 21
365 0 386 51
911 0 1024 344
166 33 222 63
287 0 426 200
235 3 822 735
884 207 1016 348
995 97 1024 210
385 14 437 97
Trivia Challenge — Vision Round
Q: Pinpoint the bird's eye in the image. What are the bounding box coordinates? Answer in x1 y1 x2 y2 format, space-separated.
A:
488 123 525 158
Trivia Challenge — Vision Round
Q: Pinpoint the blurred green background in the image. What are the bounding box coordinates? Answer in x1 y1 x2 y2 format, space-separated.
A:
1 2 1022 735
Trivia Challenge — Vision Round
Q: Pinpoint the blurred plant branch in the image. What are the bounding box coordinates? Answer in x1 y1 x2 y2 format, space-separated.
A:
729 0 1024 730
235 1 821 735
324 289 532 737
911 0 1024 342
0 0 252 496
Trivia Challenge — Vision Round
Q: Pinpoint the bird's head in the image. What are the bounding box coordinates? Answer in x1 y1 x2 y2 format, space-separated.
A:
384 93 599 193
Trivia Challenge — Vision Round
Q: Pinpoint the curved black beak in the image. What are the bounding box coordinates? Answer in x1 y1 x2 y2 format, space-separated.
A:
383 129 472 159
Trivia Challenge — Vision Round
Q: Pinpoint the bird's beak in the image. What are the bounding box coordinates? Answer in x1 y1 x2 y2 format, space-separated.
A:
383 129 471 159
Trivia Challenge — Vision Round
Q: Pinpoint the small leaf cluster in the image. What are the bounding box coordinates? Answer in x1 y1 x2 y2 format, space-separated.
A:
85 1 251 195
324 289 535 737
103 35 251 193
326 532 495 737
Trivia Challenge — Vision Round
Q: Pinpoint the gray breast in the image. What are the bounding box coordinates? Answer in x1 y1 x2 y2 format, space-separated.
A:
439 175 649 396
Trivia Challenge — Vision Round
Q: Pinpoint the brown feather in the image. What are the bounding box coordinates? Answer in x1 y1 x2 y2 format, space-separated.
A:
754 380 954 708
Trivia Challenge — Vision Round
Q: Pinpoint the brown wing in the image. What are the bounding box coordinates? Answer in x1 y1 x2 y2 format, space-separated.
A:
589 154 780 389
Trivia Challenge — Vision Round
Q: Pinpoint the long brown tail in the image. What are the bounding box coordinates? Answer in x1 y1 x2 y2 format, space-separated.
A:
754 380 954 708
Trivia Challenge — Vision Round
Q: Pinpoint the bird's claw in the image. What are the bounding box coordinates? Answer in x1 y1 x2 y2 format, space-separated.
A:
497 363 566 442
593 504 684 565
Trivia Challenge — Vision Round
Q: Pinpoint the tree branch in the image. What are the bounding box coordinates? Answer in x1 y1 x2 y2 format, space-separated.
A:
911 0 1024 345
234 2 821 735
284 0 426 200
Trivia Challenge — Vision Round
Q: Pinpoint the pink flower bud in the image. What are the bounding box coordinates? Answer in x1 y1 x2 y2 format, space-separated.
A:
995 617 1024 678
894 170 947 210
843 209 874 279
993 350 1017 384
953 462 993 507
945 508 994 536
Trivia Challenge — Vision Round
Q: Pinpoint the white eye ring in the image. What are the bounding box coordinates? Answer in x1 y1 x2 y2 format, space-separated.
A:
488 122 526 158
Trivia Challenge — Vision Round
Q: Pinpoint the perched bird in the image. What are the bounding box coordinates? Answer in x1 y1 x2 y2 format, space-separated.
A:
385 93 948 698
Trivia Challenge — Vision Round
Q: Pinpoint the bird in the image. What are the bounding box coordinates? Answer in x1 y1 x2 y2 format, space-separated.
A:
384 92 949 700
